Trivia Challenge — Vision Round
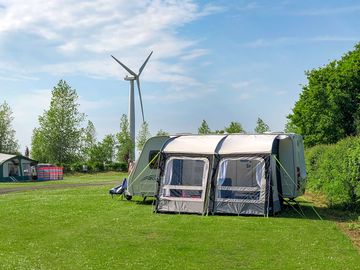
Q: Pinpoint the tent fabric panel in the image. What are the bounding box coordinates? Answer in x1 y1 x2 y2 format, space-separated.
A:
218 135 280 154
213 156 269 215
127 136 169 196
157 200 205 214
214 201 265 215
157 156 210 214
162 135 226 155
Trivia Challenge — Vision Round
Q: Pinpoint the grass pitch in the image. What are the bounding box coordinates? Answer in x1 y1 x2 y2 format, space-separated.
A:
0 174 359 270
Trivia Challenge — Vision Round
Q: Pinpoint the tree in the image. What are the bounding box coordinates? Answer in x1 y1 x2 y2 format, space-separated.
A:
31 80 85 164
89 134 116 163
101 134 116 162
254 117 270 133
225 121 245 133
287 43 360 146
25 146 29 157
116 114 133 163
156 129 170 136
137 121 151 152
31 128 48 161
0 101 19 154
82 120 97 161
198 120 211 134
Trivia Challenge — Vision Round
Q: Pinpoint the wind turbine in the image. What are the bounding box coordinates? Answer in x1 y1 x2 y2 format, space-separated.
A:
111 51 153 161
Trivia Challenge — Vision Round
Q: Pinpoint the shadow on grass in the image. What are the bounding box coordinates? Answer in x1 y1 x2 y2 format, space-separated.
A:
110 194 358 223
278 200 359 223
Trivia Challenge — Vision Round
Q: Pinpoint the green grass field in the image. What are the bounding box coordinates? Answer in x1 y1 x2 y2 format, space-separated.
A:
0 174 359 270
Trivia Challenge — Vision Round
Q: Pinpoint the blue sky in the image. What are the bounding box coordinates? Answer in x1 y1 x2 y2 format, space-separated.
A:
1 0 360 152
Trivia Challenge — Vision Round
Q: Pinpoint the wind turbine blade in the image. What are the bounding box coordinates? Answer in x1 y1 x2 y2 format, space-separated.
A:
136 78 145 122
111 55 137 76
138 51 153 76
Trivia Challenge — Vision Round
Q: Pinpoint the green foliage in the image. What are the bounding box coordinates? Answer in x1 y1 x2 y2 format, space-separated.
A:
254 117 270 133
287 43 360 146
116 114 133 163
198 120 211 134
0 101 19 154
224 121 245 133
64 161 127 173
81 120 97 161
88 134 116 163
31 80 85 164
305 136 360 210
137 121 151 152
156 129 170 136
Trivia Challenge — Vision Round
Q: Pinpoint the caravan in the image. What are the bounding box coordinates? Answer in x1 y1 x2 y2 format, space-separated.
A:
126 133 306 216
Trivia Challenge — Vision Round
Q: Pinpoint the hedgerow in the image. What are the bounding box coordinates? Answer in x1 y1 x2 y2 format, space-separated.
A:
305 136 360 210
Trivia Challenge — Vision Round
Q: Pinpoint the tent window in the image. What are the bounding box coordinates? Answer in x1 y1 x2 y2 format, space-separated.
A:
8 162 20 177
148 150 160 169
160 157 209 200
216 157 265 201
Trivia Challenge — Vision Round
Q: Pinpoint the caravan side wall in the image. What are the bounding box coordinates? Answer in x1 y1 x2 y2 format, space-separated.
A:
278 135 306 198
278 137 296 198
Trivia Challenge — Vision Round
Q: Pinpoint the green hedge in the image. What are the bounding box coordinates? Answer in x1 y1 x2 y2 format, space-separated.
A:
62 161 128 173
305 136 360 210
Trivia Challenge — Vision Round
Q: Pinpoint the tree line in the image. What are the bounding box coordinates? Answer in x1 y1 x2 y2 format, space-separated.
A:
0 80 157 170
198 118 270 134
0 79 272 169
4 41 359 166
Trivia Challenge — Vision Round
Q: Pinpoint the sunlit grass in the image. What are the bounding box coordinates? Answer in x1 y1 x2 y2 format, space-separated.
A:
0 183 359 270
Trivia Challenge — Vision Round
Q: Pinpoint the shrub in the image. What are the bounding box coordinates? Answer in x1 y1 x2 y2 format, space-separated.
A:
93 162 105 172
110 162 128 172
305 136 360 210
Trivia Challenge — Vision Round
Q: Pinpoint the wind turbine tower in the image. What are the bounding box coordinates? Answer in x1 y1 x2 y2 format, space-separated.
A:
111 51 153 161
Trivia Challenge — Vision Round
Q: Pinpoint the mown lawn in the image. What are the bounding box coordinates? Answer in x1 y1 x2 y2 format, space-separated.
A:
0 171 127 189
0 177 359 270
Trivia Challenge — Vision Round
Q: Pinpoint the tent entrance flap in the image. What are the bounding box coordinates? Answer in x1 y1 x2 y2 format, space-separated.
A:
157 156 209 213
213 156 268 215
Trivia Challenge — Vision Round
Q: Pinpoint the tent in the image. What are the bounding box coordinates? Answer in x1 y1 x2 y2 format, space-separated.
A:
154 134 306 216
125 135 170 199
0 153 38 182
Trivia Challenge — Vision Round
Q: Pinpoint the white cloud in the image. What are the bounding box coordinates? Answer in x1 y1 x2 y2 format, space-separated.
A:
0 0 221 91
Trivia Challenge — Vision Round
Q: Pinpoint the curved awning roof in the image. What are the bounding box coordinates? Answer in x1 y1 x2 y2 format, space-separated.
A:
0 153 37 165
0 153 17 165
218 134 285 154
162 135 226 155
162 134 294 156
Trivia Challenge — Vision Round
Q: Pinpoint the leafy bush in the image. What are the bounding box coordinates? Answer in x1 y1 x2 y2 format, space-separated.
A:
91 162 105 172
110 162 128 172
305 136 360 210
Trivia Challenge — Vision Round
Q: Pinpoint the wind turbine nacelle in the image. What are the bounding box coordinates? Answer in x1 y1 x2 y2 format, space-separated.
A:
125 75 136 81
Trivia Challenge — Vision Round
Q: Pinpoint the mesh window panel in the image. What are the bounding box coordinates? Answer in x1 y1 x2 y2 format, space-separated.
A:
216 157 264 201
161 157 208 200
